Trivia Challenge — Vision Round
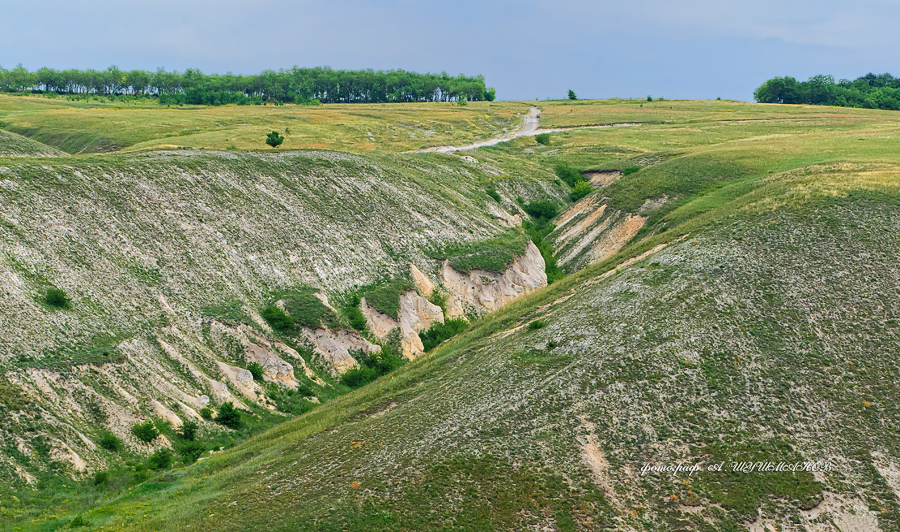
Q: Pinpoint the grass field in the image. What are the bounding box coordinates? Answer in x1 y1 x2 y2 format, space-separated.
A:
3 97 900 531
0 94 529 154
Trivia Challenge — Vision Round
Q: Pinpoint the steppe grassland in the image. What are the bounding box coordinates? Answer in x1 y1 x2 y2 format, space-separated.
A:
0 94 529 154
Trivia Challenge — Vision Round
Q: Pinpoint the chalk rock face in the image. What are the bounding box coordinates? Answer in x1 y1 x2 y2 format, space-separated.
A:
440 240 547 314
362 291 444 360
399 291 444 334
361 297 399 339
410 264 435 296
216 361 259 401
243 339 296 388
206 379 249 410
209 321 303 389
151 400 184 428
485 201 522 228
301 326 379 376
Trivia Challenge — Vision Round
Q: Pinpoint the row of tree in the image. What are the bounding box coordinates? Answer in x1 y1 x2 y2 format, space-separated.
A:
0 64 496 105
754 73 900 110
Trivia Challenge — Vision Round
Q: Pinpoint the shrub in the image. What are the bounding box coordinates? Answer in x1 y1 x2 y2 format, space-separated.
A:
296 384 316 397
98 431 121 452
343 293 368 332
534 133 550 145
569 181 593 202
147 449 173 470
419 319 469 352
93 471 109 486
246 362 264 381
44 288 70 309
68 515 91 528
568 89 577 100
647 95 653 102
199 407 213 420
524 201 559 221
340 367 379 389
623 165 641 176
176 440 205 464
265 130 284 148
427 289 448 313
523 220 565 284
360 347 404 375
528 319 548 330
131 420 159 443
216 402 241 429
261 305 294 331
179 421 198 441
486 187 501 202
554 164 582 188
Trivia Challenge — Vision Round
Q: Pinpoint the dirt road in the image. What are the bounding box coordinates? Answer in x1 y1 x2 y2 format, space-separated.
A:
412 107 639 153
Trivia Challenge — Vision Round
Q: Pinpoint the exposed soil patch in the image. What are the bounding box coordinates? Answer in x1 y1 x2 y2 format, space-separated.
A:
583 170 622 187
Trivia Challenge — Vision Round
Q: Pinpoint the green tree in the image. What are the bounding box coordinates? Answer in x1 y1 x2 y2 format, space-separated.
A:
246 362 264 381
567 89 577 100
44 288 70 309
569 181 593 202
98 431 121 452
178 421 199 441
147 449 173 470
266 130 285 148
261 305 294 330
131 420 159 443
216 402 241 429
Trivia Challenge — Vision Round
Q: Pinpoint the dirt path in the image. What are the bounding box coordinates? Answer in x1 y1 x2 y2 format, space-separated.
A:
412 107 640 153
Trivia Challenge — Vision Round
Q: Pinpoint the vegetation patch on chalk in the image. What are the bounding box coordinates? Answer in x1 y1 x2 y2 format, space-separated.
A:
433 228 530 274
363 277 414 320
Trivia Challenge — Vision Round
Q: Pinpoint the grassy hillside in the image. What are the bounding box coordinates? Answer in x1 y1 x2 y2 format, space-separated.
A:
0 94 529 154
0 129 66 157
3 98 900 531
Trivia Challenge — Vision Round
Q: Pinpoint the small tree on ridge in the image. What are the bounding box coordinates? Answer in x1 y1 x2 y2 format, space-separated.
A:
266 131 284 148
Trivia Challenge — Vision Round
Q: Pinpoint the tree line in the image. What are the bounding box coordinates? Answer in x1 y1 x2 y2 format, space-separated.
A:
0 64 496 105
754 73 900 110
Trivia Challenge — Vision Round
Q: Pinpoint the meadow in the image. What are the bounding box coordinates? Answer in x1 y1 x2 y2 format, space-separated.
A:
0 94 528 154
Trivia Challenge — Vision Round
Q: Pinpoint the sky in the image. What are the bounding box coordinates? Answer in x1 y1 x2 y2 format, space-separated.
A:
1 0 898 102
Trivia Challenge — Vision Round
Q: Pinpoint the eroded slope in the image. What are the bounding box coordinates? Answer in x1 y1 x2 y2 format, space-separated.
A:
41 194 900 532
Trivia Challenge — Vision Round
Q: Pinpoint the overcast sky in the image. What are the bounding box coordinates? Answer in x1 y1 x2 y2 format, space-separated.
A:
1 0 898 101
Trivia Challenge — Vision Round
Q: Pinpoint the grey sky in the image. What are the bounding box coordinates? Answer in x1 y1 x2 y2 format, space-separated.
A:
1 0 897 101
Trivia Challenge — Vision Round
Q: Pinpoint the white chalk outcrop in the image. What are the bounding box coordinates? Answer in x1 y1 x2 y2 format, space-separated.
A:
440 240 547 314
362 291 444 360
300 326 380 376
363 242 547 359
209 321 324 389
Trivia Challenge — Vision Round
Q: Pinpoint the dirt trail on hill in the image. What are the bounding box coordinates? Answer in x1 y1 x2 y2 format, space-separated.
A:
412 107 640 153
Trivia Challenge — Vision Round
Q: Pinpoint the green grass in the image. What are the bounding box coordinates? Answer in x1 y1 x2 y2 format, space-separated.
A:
0 94 530 154
419 318 469 351
270 286 338 328
362 277 414 319
432 228 530 273
0 128 66 157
